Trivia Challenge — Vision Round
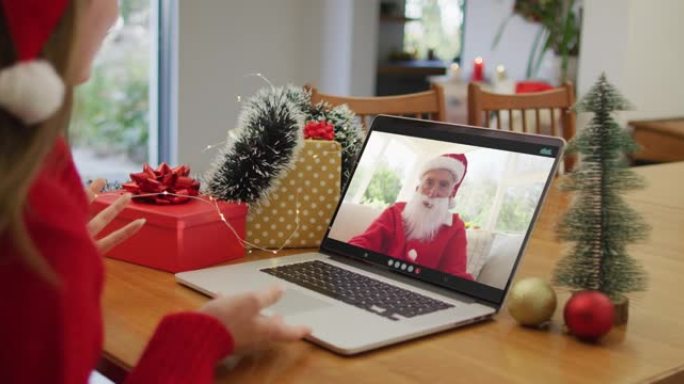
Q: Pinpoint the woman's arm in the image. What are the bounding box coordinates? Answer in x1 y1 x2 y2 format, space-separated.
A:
123 312 234 384
124 287 310 384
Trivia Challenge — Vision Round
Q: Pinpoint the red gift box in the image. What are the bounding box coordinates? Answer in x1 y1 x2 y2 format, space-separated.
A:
91 192 248 272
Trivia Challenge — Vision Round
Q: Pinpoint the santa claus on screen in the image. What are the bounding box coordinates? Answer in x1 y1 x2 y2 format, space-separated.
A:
349 153 472 280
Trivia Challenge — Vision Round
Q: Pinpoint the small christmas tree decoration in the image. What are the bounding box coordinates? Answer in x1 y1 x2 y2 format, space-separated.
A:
508 277 557 327
564 290 614 341
553 73 649 324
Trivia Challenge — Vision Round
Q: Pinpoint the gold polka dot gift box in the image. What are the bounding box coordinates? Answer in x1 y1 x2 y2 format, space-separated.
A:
246 140 341 248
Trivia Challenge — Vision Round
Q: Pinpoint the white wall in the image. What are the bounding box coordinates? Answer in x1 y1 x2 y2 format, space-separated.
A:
464 0 684 125
178 0 322 172
578 0 684 121
177 0 377 173
319 0 379 96
320 0 354 95
462 0 549 83
177 0 683 173
349 0 379 96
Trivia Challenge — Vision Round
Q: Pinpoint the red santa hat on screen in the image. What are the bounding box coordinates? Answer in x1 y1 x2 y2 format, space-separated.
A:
0 0 69 125
420 153 468 209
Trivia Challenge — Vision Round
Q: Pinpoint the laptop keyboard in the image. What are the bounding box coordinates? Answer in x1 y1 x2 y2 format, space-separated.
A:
261 260 454 321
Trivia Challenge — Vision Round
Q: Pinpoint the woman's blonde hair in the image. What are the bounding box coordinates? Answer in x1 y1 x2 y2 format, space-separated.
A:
0 1 84 281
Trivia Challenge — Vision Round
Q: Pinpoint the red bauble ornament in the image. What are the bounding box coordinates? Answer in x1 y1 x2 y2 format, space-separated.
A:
564 291 614 341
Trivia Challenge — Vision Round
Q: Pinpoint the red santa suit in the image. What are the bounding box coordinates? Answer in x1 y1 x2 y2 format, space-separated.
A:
349 202 473 280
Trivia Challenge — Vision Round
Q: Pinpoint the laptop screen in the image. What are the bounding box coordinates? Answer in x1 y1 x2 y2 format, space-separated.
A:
322 116 563 305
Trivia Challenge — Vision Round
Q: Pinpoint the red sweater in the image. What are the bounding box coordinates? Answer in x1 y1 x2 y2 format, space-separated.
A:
0 138 234 383
349 202 473 280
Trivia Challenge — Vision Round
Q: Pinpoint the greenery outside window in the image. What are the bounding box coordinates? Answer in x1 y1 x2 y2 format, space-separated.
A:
345 137 415 209
453 150 549 234
403 0 465 62
71 0 171 183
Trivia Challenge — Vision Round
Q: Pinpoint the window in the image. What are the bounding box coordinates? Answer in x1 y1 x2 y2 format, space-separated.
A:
404 0 465 62
453 150 551 234
71 0 175 183
344 137 417 209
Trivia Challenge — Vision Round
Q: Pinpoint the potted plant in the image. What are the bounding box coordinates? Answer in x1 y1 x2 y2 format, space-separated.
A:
493 0 581 82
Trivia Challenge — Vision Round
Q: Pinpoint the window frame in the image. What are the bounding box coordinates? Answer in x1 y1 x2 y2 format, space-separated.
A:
155 0 178 165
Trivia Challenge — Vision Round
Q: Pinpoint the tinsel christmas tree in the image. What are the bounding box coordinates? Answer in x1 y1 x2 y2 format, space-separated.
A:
205 85 363 204
553 73 649 299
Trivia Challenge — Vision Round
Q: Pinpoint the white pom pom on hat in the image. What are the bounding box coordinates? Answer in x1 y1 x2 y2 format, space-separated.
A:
0 60 65 125
0 0 70 125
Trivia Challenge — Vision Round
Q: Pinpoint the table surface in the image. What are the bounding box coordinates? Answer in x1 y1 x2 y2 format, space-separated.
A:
630 118 684 137
102 162 684 384
630 118 684 163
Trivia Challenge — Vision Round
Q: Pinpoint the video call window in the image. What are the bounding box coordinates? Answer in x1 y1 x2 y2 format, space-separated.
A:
329 132 555 290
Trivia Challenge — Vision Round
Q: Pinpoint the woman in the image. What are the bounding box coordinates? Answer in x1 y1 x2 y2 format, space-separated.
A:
0 1 309 383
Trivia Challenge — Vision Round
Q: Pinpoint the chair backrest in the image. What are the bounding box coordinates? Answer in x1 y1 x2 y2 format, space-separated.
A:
307 83 447 130
467 82 576 172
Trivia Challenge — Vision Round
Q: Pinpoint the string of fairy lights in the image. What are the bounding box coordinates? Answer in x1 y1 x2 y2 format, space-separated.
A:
97 72 355 255
203 73 273 153
99 72 314 255
100 189 303 255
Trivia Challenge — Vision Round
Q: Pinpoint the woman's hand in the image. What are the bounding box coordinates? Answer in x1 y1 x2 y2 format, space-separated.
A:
86 178 145 254
200 286 311 355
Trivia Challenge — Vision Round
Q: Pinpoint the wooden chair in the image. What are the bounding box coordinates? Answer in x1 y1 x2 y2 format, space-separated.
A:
307 83 447 130
467 82 576 172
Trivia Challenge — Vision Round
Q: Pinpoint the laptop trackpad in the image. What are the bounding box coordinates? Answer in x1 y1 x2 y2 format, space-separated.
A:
267 289 333 316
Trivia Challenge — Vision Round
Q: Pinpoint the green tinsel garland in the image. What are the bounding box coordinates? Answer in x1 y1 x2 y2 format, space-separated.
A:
204 86 305 203
205 85 363 204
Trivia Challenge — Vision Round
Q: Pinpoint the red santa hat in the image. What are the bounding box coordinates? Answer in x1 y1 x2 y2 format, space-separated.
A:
419 153 468 208
0 0 69 125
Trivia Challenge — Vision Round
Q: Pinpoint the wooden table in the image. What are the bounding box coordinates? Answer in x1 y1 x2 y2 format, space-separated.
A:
630 118 684 163
101 162 684 383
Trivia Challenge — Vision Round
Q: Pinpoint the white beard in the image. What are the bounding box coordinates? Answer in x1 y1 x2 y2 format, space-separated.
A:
402 194 451 241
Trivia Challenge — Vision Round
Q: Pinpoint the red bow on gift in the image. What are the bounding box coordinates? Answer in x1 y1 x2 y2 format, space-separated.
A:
303 120 335 141
123 163 200 204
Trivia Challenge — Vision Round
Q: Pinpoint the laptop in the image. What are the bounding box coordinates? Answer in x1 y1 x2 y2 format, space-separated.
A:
176 115 564 355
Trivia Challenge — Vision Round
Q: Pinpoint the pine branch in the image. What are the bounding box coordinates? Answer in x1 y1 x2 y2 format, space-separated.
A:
575 73 633 113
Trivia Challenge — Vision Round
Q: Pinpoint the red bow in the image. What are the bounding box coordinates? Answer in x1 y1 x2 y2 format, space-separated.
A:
122 163 200 204
303 120 335 141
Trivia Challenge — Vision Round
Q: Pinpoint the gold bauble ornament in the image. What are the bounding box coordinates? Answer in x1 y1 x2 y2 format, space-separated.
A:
508 277 557 326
